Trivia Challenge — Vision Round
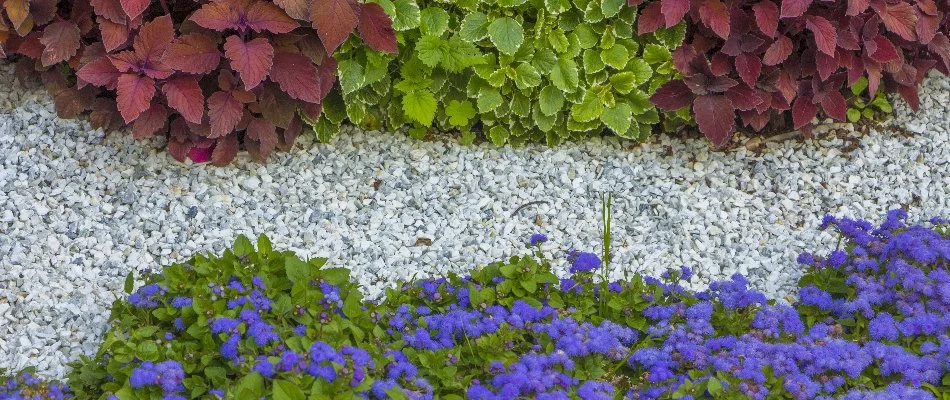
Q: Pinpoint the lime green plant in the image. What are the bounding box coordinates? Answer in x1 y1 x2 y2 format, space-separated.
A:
313 0 689 146
847 77 894 123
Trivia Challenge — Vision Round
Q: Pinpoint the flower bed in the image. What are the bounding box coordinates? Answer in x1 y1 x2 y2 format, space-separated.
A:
3 211 949 399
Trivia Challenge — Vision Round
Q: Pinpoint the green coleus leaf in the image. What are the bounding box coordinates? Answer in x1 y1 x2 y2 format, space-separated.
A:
654 23 687 47
601 0 625 18
459 12 490 42
420 7 450 36
545 0 571 14
446 100 477 126
497 0 528 6
573 24 598 49
488 17 524 55
402 90 437 126
600 45 628 69
551 57 579 91
600 102 632 134
847 108 861 122
477 87 503 113
538 85 565 116
583 50 605 74
571 89 604 122
532 48 558 72
548 29 570 53
627 58 653 85
642 44 672 65
488 125 509 146
441 36 484 73
338 59 366 95
513 63 542 89
533 104 557 131
415 35 446 68
609 71 636 94
387 0 421 31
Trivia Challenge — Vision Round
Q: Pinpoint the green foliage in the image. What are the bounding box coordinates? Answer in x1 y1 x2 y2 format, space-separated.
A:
846 78 894 123
319 0 687 145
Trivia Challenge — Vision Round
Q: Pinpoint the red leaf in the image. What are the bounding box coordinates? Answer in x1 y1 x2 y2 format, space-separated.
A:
251 83 295 128
134 15 174 60
273 0 307 20
868 35 898 63
661 0 691 28
116 73 156 123
805 15 837 56
120 0 150 20
162 76 205 124
163 33 221 74
76 56 121 88
246 117 277 155
90 97 125 131
846 0 868 16
637 2 664 35
815 50 837 81
791 95 817 129
916 12 939 45
699 0 730 39
710 53 732 76
763 35 793 65
780 0 811 18
735 53 761 87
740 110 771 131
897 84 919 111
245 0 299 33
650 80 695 111
189 0 238 31
692 95 735 147
132 103 168 139
357 3 397 54
877 2 917 42
54 88 88 119
776 70 798 102
752 1 778 37
99 18 130 52
311 0 359 54
270 51 324 103
726 83 762 111
223 35 274 90
211 135 239 166
40 21 81 67
207 91 244 137
90 0 127 23
316 55 338 99
820 91 846 121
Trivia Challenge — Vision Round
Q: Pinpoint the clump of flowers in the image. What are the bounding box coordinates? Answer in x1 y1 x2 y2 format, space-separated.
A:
3 211 949 399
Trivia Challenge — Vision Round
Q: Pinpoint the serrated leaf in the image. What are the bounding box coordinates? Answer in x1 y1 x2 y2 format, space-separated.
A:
571 90 604 122
311 0 359 54
460 12 490 42
601 102 632 133
415 35 446 67
488 125 508 146
163 34 222 75
477 88 503 113
120 0 149 20
223 36 274 90
752 1 779 37
602 0 625 17
609 72 636 94
117 73 156 123
191 0 299 34
402 90 437 126
539 85 565 116
123 271 134 294
358 3 398 53
211 135 239 166
40 22 81 67
762 35 793 65
661 0 690 27
488 17 524 55
551 57 579 91
600 45 629 69
388 0 420 31
207 91 244 137
270 52 323 103
642 44 671 65
627 59 653 85
805 15 836 56
77 56 121 88
513 63 541 89
132 103 168 139
699 0 730 39
693 95 734 146
420 7 449 36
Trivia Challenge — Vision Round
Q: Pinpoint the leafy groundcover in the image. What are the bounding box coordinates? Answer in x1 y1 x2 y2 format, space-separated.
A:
1 0 947 164
4 210 950 399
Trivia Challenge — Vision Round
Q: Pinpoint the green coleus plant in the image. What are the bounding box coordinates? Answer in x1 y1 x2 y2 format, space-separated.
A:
311 0 690 146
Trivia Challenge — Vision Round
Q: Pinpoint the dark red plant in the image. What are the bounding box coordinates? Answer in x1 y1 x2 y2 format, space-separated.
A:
639 0 949 146
1 0 396 165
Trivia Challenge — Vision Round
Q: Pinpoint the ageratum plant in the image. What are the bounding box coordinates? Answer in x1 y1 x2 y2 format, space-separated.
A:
642 0 950 146
1 0 397 165
3 211 950 398
317 0 689 146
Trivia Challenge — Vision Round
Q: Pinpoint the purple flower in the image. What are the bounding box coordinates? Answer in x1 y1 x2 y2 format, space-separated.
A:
569 252 601 274
529 233 548 246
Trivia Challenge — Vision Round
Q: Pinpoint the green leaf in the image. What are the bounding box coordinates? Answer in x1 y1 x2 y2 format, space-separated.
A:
236 372 264 399
257 234 272 255
573 24 598 49
232 235 254 256
124 271 134 294
601 0 625 18
571 90 604 122
497 0 528 6
609 71 636 94
642 44 672 65
273 379 306 400
583 50 605 74
415 35 446 68
539 85 565 116
600 45 629 69
601 102 632 134
551 57 579 91
851 77 869 96
654 23 687 47
441 37 483 73
460 12 490 42
847 108 861 122
477 88 503 113
446 100 477 126
488 17 524 55
707 377 724 396
420 7 450 36
489 125 509 146
627 58 653 84
285 256 309 283
342 288 362 319
513 63 542 89
389 0 420 31
402 90 437 126
338 59 365 95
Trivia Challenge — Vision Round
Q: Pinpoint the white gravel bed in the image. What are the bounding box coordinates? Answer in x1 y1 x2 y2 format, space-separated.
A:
0 62 947 378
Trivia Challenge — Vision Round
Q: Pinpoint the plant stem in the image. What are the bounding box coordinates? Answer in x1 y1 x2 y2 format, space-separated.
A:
159 0 170 15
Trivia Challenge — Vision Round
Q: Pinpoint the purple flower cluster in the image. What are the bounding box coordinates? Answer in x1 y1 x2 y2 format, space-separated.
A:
129 360 185 399
0 373 71 400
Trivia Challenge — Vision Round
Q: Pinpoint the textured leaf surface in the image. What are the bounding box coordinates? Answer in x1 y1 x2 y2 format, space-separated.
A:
402 90 437 126
661 0 691 28
699 0 730 39
692 95 734 147
211 135 239 166
40 22 82 67
357 3 398 53
734 53 761 87
820 91 846 121
780 0 811 18
650 80 693 110
120 0 150 20
224 36 274 90
762 35 793 65
791 95 817 128
132 103 168 139
487 17 524 55
273 0 308 20
878 3 917 41
752 1 779 37
805 15 837 55
76 56 121 87
162 76 205 124
163 34 221 74
117 73 156 122
270 52 323 103
207 91 244 137
637 2 664 35
311 0 359 54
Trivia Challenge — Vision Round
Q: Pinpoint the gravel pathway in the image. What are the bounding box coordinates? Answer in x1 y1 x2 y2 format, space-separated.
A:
0 63 947 378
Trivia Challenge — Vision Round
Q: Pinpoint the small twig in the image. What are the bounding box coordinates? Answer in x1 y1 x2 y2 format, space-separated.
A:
509 200 549 218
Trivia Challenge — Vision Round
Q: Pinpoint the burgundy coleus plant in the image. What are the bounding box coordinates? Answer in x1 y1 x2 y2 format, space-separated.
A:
639 0 949 147
3 0 397 165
